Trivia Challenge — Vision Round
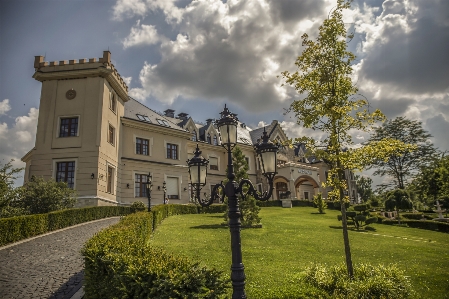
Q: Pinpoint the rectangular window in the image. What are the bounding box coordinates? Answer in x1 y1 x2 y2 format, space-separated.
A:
59 117 78 137
167 143 178 159
166 177 179 199
304 191 309 200
56 161 75 189
209 157 218 170
107 166 114 194
245 157 250 169
136 138 149 155
109 92 116 113
108 124 115 145
135 174 148 197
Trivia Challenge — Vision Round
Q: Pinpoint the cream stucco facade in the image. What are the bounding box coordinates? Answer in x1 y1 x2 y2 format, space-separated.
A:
22 51 358 208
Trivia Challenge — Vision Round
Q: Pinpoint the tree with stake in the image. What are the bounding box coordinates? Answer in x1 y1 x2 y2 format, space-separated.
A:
355 175 373 203
281 0 414 277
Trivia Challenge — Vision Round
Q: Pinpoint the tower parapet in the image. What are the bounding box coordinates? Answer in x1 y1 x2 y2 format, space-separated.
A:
33 51 129 101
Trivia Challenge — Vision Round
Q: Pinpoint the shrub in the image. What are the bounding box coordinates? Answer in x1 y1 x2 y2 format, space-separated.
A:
130 201 146 212
354 204 370 214
82 211 229 298
256 200 282 207
313 193 327 213
0 206 132 246
302 263 414 299
198 204 227 214
330 201 350 210
381 219 449 233
292 200 315 207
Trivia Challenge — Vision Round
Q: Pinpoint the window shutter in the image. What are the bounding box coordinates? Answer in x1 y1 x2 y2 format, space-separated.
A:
166 177 179 198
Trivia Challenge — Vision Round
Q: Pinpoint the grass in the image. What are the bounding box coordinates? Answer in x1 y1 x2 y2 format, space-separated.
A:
151 207 449 298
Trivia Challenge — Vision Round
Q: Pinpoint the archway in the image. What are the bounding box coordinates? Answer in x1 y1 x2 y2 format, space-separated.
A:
273 176 290 200
294 175 319 200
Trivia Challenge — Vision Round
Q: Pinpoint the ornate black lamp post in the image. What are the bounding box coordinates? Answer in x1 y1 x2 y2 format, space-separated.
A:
187 105 278 299
163 181 167 204
145 173 153 212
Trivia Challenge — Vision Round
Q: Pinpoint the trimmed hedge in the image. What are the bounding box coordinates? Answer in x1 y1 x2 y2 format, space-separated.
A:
0 206 132 246
198 204 227 213
82 204 228 298
381 219 449 233
256 200 282 207
292 200 315 207
400 213 434 220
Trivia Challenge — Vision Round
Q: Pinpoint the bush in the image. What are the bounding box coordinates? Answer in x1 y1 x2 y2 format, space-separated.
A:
0 206 132 246
82 210 229 298
400 213 433 220
329 201 350 210
354 204 370 214
381 219 449 233
256 200 282 207
130 201 146 212
198 204 227 214
292 200 315 207
313 193 327 213
302 263 414 299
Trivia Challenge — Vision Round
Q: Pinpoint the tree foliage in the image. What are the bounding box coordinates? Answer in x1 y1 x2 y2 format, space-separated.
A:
410 153 449 204
355 175 373 202
313 193 327 214
0 160 25 217
281 0 414 276
223 146 261 226
368 117 438 190
19 176 77 214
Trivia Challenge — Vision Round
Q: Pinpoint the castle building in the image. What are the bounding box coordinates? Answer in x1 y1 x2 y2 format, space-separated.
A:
21 51 358 208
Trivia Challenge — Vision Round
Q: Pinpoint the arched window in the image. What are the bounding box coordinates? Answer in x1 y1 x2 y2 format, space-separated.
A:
213 135 218 145
207 133 211 144
192 131 197 141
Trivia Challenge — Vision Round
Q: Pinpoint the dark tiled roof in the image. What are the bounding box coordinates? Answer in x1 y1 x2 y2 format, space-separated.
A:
123 97 186 132
249 122 276 144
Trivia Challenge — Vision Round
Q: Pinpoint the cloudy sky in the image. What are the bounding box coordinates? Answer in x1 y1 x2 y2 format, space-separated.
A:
1 0 448 187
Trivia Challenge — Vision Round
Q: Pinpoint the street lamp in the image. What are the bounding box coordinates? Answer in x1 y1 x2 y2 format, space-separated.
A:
187 105 278 299
145 173 153 212
163 181 167 204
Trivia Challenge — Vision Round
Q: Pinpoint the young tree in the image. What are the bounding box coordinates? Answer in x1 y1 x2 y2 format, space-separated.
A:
281 0 414 276
19 176 77 214
385 189 413 225
0 160 24 217
355 175 373 202
223 146 261 226
368 117 438 189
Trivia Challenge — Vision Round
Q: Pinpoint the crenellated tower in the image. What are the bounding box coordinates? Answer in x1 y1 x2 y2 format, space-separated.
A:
22 51 128 206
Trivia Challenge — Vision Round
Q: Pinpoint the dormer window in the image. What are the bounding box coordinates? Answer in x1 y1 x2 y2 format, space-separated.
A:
136 114 151 122
157 119 170 127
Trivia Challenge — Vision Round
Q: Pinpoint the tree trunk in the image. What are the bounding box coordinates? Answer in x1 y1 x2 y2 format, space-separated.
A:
340 190 354 278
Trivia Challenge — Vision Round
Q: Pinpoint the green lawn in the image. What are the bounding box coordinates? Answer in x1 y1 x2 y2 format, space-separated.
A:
151 207 449 298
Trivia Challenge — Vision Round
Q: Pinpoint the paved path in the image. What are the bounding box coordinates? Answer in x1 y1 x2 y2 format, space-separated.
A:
0 217 120 299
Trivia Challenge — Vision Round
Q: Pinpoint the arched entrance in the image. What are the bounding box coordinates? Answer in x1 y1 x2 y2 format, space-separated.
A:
274 176 290 200
294 175 319 200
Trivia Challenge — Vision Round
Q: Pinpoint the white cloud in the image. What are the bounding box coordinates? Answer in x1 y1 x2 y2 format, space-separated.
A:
122 20 162 48
123 76 132 86
0 108 39 178
112 0 148 20
0 99 11 115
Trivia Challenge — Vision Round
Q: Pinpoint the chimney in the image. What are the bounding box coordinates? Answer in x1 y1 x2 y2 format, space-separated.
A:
103 51 111 64
177 112 189 120
34 56 44 69
240 123 246 128
164 109 175 118
206 118 214 125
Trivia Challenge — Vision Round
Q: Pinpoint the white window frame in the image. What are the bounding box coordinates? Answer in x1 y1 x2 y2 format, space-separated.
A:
106 162 116 194
133 134 153 156
107 122 116 146
52 158 78 189
133 171 151 198
164 174 182 200
56 115 81 138
208 154 220 171
164 140 181 161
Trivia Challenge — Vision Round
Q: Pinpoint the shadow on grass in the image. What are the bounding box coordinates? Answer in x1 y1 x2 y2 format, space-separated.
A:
190 224 228 229
328 226 377 232
204 215 224 218
311 212 326 215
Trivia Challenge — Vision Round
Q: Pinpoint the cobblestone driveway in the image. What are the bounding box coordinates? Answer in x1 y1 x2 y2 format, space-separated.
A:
0 217 120 299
